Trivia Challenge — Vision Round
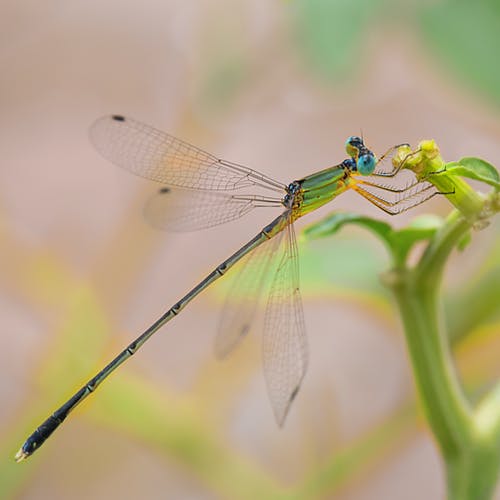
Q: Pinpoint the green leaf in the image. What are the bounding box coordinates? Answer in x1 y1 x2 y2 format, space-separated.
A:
392 215 444 260
303 212 392 244
445 158 500 189
304 213 443 266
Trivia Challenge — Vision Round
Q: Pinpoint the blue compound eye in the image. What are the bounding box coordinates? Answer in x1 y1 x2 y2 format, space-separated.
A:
357 153 376 175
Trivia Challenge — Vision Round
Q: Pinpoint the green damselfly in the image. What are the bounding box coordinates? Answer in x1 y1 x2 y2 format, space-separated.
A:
16 115 438 461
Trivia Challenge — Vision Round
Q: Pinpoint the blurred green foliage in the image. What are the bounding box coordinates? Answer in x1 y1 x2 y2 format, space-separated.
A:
291 0 382 81
419 0 500 105
291 0 500 105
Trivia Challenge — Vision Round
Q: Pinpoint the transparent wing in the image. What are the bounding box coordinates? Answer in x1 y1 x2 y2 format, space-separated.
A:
90 115 285 192
263 215 308 426
215 226 285 358
144 187 282 232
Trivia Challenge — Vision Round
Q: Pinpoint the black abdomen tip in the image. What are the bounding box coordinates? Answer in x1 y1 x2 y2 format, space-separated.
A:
159 187 171 194
111 115 126 122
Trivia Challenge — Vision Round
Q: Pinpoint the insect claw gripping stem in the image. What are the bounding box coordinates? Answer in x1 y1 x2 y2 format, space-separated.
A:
376 143 411 164
392 140 486 219
373 147 422 178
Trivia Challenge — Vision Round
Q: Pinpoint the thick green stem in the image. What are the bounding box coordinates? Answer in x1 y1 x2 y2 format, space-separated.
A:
386 209 499 499
418 210 470 282
392 277 473 457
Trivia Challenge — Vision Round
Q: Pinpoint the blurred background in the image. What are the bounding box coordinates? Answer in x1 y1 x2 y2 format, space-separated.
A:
1 0 499 498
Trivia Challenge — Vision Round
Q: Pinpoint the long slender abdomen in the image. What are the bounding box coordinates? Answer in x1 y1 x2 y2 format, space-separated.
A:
15 212 290 461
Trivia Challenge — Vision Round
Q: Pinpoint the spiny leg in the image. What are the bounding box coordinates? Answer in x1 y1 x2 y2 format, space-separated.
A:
353 184 441 215
355 177 423 193
356 181 437 207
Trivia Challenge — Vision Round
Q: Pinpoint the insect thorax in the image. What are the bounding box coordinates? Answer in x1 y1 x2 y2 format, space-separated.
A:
283 181 302 210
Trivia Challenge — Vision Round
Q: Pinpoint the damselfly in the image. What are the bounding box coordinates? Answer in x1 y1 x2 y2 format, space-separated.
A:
16 115 439 461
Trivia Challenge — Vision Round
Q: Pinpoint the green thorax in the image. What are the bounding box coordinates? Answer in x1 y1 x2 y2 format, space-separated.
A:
296 165 352 217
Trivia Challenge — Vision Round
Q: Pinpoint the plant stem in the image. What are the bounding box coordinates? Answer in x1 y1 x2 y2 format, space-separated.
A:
386 209 499 499
392 276 473 455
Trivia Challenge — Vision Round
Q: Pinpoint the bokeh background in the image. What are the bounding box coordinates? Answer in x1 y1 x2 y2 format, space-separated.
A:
1 0 499 498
